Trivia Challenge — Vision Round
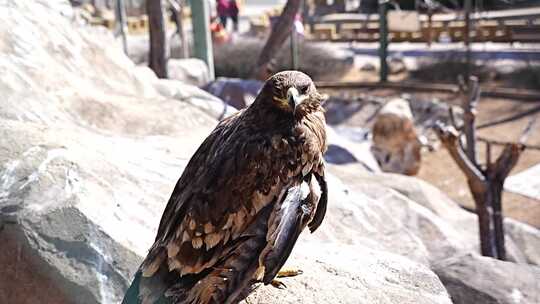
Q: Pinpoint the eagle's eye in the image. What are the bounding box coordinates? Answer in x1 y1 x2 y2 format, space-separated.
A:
299 85 309 94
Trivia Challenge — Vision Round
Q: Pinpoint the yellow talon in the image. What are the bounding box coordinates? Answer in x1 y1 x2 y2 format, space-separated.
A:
270 279 287 289
276 268 303 278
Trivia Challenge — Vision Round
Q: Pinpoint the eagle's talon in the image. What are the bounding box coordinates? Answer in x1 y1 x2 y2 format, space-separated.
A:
270 279 287 289
276 268 303 278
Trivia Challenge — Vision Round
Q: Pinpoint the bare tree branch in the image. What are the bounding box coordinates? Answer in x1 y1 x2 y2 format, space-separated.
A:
492 144 525 181
434 123 485 182
448 106 461 130
519 114 539 145
253 0 302 80
462 76 480 166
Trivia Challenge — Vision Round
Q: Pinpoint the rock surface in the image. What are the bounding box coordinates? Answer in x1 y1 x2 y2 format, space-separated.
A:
168 58 211 88
0 1 539 304
204 77 263 109
245 243 452 304
329 167 540 267
0 1 215 303
433 253 540 304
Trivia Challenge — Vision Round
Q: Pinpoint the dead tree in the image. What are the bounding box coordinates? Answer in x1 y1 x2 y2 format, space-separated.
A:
253 0 302 80
434 76 528 260
147 0 168 78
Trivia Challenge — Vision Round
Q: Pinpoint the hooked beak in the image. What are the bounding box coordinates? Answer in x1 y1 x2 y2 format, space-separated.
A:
287 87 307 111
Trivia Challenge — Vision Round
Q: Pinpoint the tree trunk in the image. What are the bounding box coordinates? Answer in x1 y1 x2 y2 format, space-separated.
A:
147 0 168 78
253 0 302 80
491 182 505 259
489 143 524 260
468 178 498 258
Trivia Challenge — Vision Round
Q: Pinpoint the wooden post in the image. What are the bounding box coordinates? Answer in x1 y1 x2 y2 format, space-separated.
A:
464 0 472 82
463 76 480 166
147 0 168 78
378 0 388 82
254 0 302 80
191 0 215 80
116 0 128 55
427 10 432 47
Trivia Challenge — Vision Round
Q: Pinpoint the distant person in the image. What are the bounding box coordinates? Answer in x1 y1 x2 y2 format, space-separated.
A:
216 0 229 28
216 0 239 33
229 0 239 32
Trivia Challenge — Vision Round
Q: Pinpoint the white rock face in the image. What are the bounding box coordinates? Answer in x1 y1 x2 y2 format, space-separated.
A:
505 163 540 201
0 1 217 303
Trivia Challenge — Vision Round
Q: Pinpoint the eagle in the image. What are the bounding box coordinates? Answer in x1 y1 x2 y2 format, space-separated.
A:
122 71 328 304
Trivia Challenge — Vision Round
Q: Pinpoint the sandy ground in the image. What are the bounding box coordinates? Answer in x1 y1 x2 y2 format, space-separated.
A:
324 67 540 228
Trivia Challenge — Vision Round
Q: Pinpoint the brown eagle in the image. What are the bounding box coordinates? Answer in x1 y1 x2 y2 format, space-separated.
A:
122 71 328 304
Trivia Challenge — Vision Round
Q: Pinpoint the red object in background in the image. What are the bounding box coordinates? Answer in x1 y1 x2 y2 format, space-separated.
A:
210 17 229 44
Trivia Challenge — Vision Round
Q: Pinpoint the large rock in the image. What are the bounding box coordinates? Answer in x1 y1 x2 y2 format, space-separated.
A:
246 243 452 304
433 253 540 304
505 219 540 266
204 77 263 109
322 168 465 265
168 58 211 88
330 168 540 267
0 1 215 303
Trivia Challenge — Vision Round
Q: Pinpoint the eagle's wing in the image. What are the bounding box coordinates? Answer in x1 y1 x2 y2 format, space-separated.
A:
260 176 320 283
308 171 327 233
260 114 328 284
140 110 295 278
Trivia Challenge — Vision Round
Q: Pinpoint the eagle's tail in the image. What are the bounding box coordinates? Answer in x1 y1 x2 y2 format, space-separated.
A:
122 205 275 304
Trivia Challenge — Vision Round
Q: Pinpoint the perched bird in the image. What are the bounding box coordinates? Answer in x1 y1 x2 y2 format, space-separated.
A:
123 71 328 304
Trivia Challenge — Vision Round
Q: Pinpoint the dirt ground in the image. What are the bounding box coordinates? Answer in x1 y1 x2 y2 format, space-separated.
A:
323 69 540 228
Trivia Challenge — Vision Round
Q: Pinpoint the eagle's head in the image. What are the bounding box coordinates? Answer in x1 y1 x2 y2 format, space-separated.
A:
256 70 324 119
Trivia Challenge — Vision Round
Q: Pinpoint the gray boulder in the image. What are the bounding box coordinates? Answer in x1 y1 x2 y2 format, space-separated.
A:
168 58 211 88
246 242 452 304
331 169 539 266
434 253 540 304
204 77 263 109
